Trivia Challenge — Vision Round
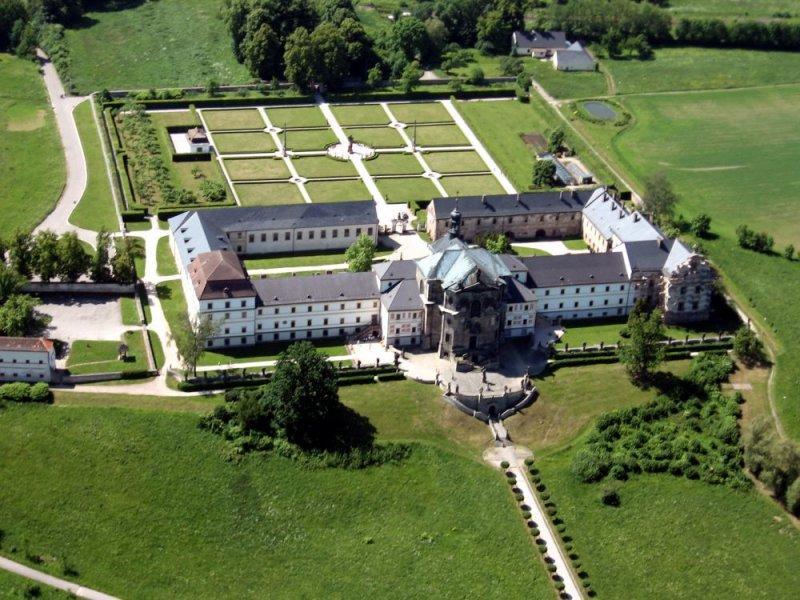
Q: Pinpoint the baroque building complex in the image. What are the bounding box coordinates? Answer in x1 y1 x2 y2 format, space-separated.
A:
168 187 716 359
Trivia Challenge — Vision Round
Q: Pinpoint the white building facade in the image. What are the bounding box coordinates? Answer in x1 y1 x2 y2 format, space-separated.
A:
0 337 56 383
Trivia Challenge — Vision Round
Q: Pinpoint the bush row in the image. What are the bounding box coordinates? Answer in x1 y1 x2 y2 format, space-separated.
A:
0 382 51 404
178 366 401 392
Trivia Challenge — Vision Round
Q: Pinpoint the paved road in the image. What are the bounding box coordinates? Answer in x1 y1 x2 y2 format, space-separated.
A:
34 49 97 247
0 556 118 600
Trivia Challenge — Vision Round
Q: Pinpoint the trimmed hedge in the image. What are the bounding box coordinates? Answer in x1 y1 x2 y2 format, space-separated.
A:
0 382 51 403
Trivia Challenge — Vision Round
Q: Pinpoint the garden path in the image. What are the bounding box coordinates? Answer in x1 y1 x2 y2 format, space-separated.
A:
33 49 97 247
0 556 118 600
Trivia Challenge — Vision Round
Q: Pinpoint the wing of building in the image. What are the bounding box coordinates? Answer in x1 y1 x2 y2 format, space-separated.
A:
0 337 56 383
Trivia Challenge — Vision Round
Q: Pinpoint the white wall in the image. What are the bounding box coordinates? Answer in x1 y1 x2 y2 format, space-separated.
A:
382 306 423 347
533 283 633 320
0 349 54 383
227 224 377 255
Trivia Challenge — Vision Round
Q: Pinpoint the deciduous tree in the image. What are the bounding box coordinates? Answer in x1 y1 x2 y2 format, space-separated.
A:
90 230 112 283
618 305 665 385
643 172 678 223
532 160 555 188
32 230 60 283
173 313 218 378
0 294 39 337
57 231 91 282
345 234 376 272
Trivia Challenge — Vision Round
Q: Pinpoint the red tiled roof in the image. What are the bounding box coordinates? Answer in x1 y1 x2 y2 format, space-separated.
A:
0 337 54 353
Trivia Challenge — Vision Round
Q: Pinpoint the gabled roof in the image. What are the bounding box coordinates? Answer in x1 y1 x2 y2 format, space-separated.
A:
554 46 596 69
252 272 379 307
504 277 536 304
499 254 528 274
521 252 629 287
372 259 418 282
429 189 597 220
583 190 662 244
0 337 54 353
188 250 256 300
662 239 695 275
381 279 423 311
619 239 674 276
417 237 511 290
514 30 570 50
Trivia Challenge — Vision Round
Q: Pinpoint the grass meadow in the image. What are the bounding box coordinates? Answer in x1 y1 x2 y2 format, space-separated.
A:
666 0 800 20
212 131 276 154
65 331 148 375
344 125 407 148
331 103 390 126
0 54 65 239
440 174 505 196
387 102 454 124
156 236 178 276
305 179 371 202
375 176 442 203
64 0 249 93
365 153 424 176
0 399 553 599
424 150 490 174
526 57 608 100
569 85 800 438
235 182 305 206
202 109 264 131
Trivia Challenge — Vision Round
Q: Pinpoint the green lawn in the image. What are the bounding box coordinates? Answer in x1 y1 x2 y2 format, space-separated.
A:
375 176 442 204
292 156 359 179
440 174 505 196
413 124 470 147
283 128 339 152
0 402 552 599
224 157 291 181
0 54 65 239
243 247 392 270
387 102 453 124
69 100 119 232
526 57 607 100
66 331 149 375
667 0 800 20
120 296 140 327
53 390 223 414
344 126 407 149
364 152 423 176
423 150 490 174
511 245 550 257
235 182 305 206
212 131 276 154
570 85 800 437
563 238 589 250
536 444 800 598
265 106 328 129
605 47 800 95
202 109 265 131
331 103 390 126
558 319 734 348
454 99 552 192
0 568 68 599
156 236 178 276
305 179 371 202
63 0 249 93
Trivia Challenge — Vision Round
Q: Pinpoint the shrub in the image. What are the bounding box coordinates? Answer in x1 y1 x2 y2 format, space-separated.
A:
522 510 531 519
786 477 800 516
554 581 565 591
547 506 557 516
514 493 524 502
0 382 31 403
733 326 765 366
547 563 558 573
500 460 510 469
530 527 540 536
601 488 621 506
524 457 534 466
609 464 628 481
465 66 485 86
29 383 51 403
571 448 609 482
688 352 734 389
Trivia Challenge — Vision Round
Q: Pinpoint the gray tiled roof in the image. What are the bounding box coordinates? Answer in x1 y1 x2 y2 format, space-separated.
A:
521 252 629 287
429 189 598 220
583 191 662 244
514 30 570 50
504 277 537 303
554 45 596 70
372 259 418 282
620 239 674 275
381 279 424 311
252 272 379 306
417 238 511 289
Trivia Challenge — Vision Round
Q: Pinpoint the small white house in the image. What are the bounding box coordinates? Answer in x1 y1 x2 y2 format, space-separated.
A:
553 43 597 72
512 30 571 57
0 337 56 383
186 127 211 153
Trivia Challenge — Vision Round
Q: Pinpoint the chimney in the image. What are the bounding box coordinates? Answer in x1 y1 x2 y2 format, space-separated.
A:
481 195 486 205
223 286 231 297
634 213 640 222
516 193 520 204
559 191 564 200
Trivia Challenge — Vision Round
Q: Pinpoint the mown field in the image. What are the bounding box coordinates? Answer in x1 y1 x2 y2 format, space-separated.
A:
536 444 800 598
667 0 800 20
568 84 800 438
0 54 65 239
69 100 118 232
64 0 249 93
0 385 554 599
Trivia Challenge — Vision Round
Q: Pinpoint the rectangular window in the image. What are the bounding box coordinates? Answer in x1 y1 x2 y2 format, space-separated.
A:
307 306 312 312
285 232 290 241
309 231 315 240
367 227 373 235
297 231 303 240
307 319 312 326
274 308 279 314
274 333 279 341
323 318 328 325
560 289 565 295
344 228 350 237
273 233 279 242
241 312 247 318
323 329 329 337
357 302 361 309
324 305 328 311
321 230 327 239
274 322 279 329
248 234 254 243
261 233 267 242
291 307 296 313
207 302 212 310
224 301 230 309
544 290 550 296
340 303 345 310
605 285 610 292
356 228 361 236
332 229 338 238
576 288 581 294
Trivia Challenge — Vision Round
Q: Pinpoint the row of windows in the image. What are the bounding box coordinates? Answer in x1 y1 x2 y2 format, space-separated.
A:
0 372 45 379
507 304 531 312
542 298 625 310
390 312 419 320
0 358 45 364
676 302 700 311
209 328 352 347
207 301 378 312
245 227 374 244
255 316 364 330
393 327 417 334
506 319 530 326
542 285 625 296
466 214 578 226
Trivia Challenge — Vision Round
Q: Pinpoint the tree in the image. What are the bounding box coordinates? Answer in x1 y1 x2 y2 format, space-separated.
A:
242 22 282 80
32 231 60 283
732 326 765 366
532 160 556 188
200 180 227 203
0 294 39 337
9 230 33 277
172 314 218 378
0 262 25 304
283 27 316 92
112 238 139 284
386 17 428 62
690 213 711 238
205 79 219 97
499 55 523 76
345 234 376 272
399 60 423 93
309 22 350 90
267 341 340 447
0 0 26 52
618 306 665 385
786 477 800 516
602 28 622 57
736 225 773 254
90 230 112 282
465 65 484 85
642 172 678 223
366 64 383 88
784 244 795 261
481 233 511 254
547 127 565 153
424 17 449 58
223 0 251 62
437 0 485 48
57 232 91 282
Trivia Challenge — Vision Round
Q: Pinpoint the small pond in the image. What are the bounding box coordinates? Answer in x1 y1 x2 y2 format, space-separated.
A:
582 101 617 121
